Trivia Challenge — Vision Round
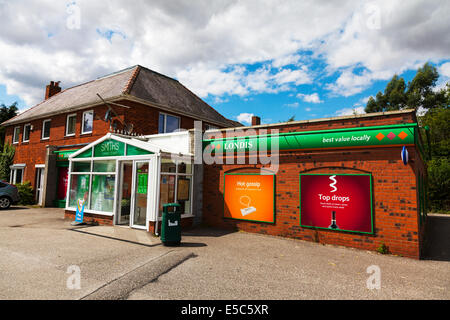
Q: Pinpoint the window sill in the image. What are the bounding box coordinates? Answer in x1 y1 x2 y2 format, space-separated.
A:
64 134 76 138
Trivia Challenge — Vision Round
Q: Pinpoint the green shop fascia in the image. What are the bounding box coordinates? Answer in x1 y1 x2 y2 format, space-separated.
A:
67 133 194 230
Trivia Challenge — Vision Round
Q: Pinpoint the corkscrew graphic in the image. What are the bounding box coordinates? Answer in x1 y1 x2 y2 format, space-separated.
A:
239 195 256 216
329 175 337 193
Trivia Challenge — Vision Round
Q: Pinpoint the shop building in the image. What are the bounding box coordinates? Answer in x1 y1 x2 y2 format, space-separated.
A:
66 109 428 259
65 131 199 231
201 109 428 259
1 65 238 207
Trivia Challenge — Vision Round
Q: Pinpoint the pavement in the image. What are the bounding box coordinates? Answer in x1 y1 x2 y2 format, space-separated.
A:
0 206 449 300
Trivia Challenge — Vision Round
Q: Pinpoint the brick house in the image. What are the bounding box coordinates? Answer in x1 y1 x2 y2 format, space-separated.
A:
1 65 239 207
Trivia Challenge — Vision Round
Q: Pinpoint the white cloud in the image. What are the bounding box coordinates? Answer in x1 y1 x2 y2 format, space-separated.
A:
297 92 323 103
0 0 448 108
285 102 299 108
335 106 366 116
439 62 450 77
236 112 254 124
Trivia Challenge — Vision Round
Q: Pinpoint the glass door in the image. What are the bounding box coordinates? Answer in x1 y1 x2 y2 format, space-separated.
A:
117 161 133 225
131 161 149 229
130 161 149 229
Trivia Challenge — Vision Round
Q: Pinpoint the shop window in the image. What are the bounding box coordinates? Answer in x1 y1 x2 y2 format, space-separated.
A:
158 113 180 133
93 160 116 172
89 175 115 212
13 126 20 144
68 160 117 214
159 158 193 215
81 110 93 134
42 119 51 140
73 161 91 172
68 174 90 208
159 175 175 212
23 124 31 142
161 158 176 173
177 176 191 215
177 162 192 174
66 114 77 136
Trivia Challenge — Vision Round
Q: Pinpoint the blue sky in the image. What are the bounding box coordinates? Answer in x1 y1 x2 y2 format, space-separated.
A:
0 1 449 125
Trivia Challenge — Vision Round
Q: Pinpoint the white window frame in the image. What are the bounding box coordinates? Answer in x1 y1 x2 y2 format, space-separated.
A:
41 119 51 140
9 164 26 185
65 113 77 137
13 126 20 144
81 110 94 135
23 124 31 142
158 112 180 134
159 157 194 218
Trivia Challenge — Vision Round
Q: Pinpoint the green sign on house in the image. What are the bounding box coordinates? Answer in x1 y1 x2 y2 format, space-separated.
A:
94 139 125 157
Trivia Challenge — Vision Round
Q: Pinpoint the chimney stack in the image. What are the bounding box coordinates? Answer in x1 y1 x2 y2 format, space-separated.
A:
251 115 261 126
45 81 61 100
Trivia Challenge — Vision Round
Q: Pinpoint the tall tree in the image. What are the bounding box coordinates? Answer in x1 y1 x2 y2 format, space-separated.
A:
364 62 448 113
0 102 19 147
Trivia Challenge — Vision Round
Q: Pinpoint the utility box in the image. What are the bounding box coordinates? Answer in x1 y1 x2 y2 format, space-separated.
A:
161 203 181 246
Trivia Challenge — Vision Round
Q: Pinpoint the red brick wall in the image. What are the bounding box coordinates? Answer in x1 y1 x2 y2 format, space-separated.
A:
4 105 120 187
65 210 113 226
202 112 425 259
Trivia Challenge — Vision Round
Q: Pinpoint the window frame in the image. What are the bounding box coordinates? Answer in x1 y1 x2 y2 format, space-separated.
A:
65 113 77 137
23 124 31 142
41 119 51 140
13 126 20 144
9 165 26 185
158 112 181 134
159 157 194 217
81 110 94 135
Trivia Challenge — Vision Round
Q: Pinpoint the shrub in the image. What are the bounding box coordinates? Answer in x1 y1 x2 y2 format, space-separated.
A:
16 181 35 205
377 242 389 254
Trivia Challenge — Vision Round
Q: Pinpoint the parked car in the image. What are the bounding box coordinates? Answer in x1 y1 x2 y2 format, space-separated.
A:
0 180 20 209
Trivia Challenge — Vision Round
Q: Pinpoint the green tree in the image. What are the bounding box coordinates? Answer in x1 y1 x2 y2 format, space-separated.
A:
0 102 19 147
0 142 15 181
364 62 448 113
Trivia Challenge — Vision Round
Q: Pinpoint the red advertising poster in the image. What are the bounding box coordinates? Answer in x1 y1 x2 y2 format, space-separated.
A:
300 174 373 234
57 167 69 199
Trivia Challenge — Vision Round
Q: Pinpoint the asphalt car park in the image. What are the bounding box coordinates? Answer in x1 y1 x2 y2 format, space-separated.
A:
0 207 448 300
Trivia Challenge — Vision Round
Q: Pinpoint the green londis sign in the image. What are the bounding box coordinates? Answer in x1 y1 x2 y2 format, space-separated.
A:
94 139 125 157
203 124 417 153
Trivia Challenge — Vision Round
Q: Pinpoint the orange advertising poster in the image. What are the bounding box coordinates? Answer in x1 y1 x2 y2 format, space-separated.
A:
224 174 275 223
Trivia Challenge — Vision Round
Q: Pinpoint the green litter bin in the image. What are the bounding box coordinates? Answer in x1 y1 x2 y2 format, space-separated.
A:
161 203 181 246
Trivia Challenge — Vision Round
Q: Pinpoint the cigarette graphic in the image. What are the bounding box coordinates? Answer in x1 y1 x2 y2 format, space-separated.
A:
239 195 256 216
